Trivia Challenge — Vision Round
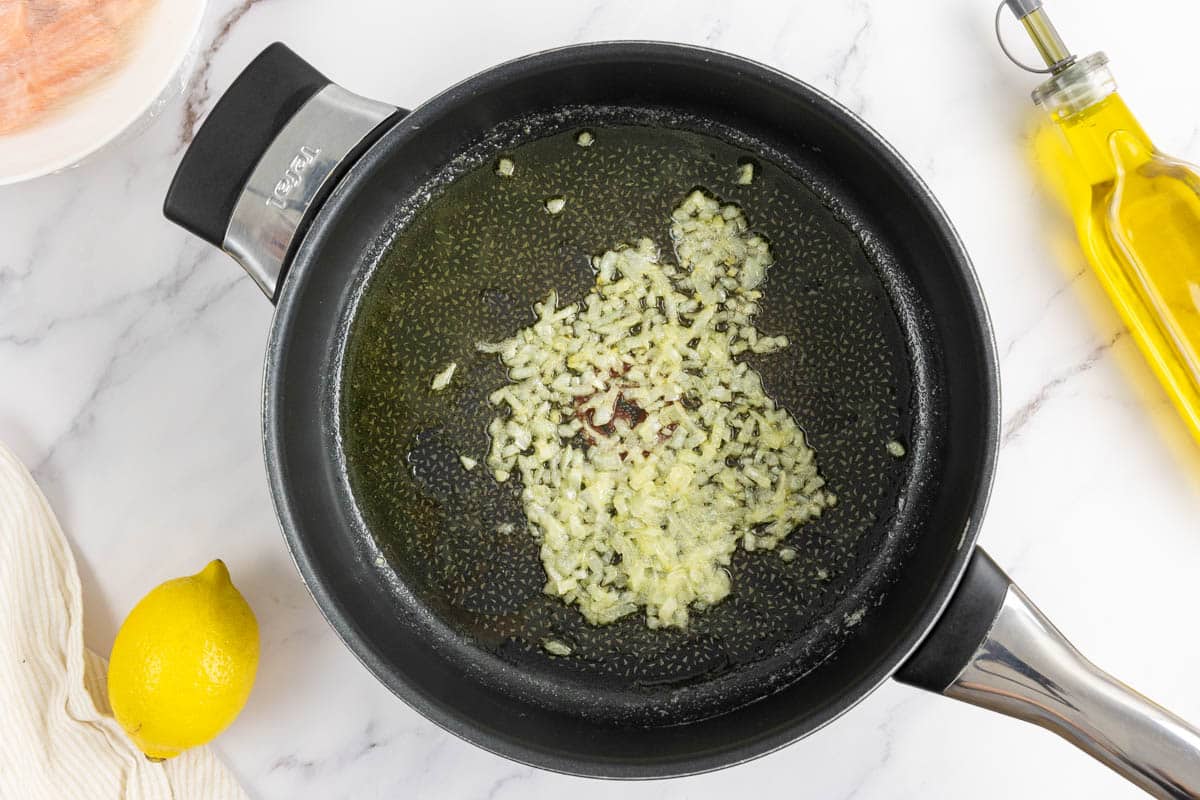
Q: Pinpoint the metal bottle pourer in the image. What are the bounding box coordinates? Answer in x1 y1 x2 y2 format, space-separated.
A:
996 0 1117 116
996 0 1075 74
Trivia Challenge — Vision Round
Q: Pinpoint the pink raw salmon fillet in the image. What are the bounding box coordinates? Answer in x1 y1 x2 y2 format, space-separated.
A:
0 0 151 135
0 2 38 134
98 0 147 28
26 9 117 104
0 2 31 55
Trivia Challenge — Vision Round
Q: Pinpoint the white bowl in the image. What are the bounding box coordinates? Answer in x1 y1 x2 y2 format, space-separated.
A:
0 0 206 185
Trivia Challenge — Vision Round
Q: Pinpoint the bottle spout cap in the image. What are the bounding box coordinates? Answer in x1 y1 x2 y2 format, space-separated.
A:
996 0 1076 75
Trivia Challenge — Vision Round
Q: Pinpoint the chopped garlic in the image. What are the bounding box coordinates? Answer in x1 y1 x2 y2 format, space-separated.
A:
886 440 906 457
460 455 478 471
736 162 755 185
478 190 831 630
496 157 515 177
779 547 796 562
430 361 457 391
576 130 594 147
545 196 566 215
542 638 572 656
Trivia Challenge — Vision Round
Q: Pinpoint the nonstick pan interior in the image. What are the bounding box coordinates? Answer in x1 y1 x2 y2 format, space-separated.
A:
338 108 928 725
264 43 996 775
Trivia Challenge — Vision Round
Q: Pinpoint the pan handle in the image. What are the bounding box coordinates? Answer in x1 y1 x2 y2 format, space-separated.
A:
897 549 1200 799
163 43 402 302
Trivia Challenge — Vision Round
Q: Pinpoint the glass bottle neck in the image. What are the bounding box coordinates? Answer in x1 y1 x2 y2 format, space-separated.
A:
1034 52 1116 116
1037 53 1154 185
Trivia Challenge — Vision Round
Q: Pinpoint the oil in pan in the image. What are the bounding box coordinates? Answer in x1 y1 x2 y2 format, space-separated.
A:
338 109 913 722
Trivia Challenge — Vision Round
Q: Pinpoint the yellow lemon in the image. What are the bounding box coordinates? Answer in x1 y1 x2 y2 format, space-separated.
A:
108 560 259 759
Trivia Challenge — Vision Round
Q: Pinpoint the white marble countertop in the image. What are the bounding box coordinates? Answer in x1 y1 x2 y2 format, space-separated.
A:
4 0 1200 797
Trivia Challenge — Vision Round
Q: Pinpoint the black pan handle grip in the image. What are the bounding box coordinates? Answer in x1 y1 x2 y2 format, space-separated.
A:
163 43 402 301
164 43 329 248
898 548 1200 799
895 548 1010 691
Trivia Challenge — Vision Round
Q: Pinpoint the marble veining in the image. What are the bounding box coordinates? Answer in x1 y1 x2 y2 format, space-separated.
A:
177 0 269 149
1003 330 1124 446
825 0 871 113
3 0 1200 798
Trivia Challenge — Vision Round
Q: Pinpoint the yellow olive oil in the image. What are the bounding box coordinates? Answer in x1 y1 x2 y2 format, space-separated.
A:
1034 82 1200 445
1000 0 1200 446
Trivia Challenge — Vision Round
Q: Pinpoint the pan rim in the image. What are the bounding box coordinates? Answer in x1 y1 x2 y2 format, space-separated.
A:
262 39 1001 778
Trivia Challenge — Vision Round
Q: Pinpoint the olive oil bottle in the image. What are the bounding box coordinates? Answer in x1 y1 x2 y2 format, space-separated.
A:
1000 0 1200 445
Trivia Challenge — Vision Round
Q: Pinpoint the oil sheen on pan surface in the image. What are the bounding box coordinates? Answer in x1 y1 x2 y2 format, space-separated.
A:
338 115 915 725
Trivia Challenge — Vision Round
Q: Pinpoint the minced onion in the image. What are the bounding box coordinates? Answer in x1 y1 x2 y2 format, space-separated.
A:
430 361 457 391
542 638 572 656
478 190 833 630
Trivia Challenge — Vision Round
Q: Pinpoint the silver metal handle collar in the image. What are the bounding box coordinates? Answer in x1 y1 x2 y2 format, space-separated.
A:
222 84 396 299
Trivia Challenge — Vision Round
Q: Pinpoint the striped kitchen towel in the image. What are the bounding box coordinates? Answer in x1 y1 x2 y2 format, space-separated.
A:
0 442 248 799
